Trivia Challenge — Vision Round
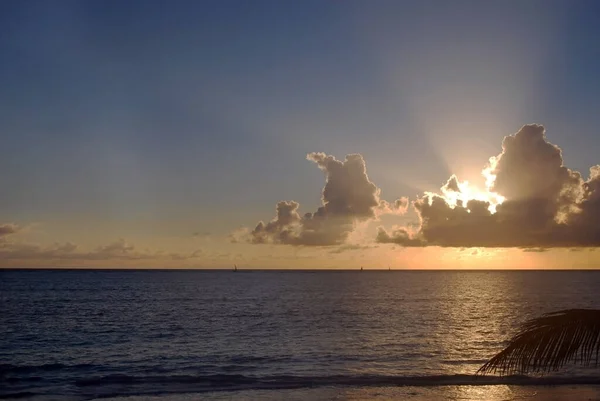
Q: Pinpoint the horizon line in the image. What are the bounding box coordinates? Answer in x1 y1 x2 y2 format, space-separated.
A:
2 267 600 272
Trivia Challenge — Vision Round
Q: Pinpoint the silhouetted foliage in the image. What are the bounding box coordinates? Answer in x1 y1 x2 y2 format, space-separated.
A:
478 309 600 375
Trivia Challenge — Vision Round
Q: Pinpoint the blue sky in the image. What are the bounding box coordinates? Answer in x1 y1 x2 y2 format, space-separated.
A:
1 1 600 267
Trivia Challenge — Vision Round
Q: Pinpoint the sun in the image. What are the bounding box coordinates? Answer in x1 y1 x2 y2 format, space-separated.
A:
449 179 505 213
426 164 505 214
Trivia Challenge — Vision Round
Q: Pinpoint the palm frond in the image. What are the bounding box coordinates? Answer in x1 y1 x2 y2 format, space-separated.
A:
478 309 600 375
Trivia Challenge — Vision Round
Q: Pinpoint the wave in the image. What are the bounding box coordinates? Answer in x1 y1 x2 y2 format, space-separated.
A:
4 365 600 400
0 391 36 399
0 363 97 376
4 363 600 388
74 373 600 390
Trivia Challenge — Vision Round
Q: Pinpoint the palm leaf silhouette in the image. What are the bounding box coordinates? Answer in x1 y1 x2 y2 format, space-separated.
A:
478 309 600 375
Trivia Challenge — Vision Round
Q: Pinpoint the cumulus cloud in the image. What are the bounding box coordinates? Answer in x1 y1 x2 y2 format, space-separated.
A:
379 196 410 215
249 152 391 246
377 124 600 248
240 124 600 249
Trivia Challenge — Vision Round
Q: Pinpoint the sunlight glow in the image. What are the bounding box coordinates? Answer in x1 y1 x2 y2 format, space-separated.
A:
425 163 505 214
482 156 499 190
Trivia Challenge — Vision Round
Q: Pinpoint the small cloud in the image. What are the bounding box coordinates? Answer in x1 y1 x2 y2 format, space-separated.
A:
91 238 135 258
0 223 20 238
376 226 425 246
229 227 250 244
521 247 549 253
192 231 211 238
329 244 374 254
170 249 203 260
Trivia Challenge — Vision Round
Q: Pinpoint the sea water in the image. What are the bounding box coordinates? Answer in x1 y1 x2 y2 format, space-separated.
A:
2 270 600 400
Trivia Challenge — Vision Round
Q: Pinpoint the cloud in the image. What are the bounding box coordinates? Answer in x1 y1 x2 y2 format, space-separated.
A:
522 247 549 253
377 124 600 248
328 244 376 254
0 241 79 261
376 226 426 246
379 196 410 215
0 237 203 266
442 176 461 193
229 227 250 244
239 124 600 249
85 239 146 260
169 249 203 261
0 223 20 238
248 152 391 246
192 231 211 238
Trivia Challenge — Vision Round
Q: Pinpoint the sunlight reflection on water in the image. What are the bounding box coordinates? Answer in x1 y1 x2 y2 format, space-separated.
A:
3 270 600 399
103 385 600 401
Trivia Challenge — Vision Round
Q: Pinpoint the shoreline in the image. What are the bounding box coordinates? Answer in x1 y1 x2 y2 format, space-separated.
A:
98 385 600 401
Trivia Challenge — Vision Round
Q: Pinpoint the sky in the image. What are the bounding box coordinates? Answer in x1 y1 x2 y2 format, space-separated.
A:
1 0 600 269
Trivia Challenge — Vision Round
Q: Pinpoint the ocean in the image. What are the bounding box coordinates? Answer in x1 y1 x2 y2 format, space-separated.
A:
1 269 600 401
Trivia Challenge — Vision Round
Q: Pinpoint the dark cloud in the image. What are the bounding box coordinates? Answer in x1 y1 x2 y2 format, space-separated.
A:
308 153 381 218
376 226 425 247
490 125 582 204
442 175 461 193
240 124 600 249
0 223 20 237
377 124 600 248
250 201 302 244
249 153 389 246
328 244 376 254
